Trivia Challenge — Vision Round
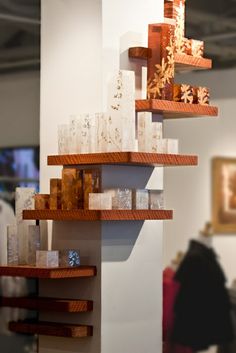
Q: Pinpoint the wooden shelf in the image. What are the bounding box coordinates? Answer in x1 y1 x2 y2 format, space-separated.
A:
136 99 218 118
23 209 173 221
0 265 97 279
0 296 93 312
48 152 198 167
9 320 93 338
128 47 212 72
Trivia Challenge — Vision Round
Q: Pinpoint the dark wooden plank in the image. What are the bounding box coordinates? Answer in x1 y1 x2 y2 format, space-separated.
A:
136 99 218 118
23 209 173 221
0 266 97 279
47 152 198 167
129 47 212 72
1 297 93 312
9 320 93 338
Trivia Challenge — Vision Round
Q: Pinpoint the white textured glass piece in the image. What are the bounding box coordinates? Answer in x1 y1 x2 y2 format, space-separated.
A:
137 112 152 152
133 190 149 210
89 193 112 210
154 139 179 154
108 70 136 152
15 187 35 265
80 113 91 154
7 225 19 265
104 189 132 210
152 122 163 152
149 190 164 210
97 112 108 153
36 250 59 268
89 113 98 153
28 225 41 266
58 124 70 155
167 139 179 154
69 116 78 154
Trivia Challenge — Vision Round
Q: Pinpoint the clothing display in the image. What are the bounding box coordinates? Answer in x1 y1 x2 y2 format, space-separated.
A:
218 289 236 353
172 240 234 351
163 267 193 353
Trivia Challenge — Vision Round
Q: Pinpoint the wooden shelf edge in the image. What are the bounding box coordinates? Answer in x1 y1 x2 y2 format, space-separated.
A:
0 297 93 312
136 99 218 118
9 320 93 338
47 152 198 167
128 47 212 71
0 265 97 279
23 209 173 221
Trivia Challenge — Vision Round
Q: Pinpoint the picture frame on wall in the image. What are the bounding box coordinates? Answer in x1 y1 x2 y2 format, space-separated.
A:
212 157 236 233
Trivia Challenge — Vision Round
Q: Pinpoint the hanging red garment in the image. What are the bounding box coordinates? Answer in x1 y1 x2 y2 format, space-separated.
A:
163 267 193 353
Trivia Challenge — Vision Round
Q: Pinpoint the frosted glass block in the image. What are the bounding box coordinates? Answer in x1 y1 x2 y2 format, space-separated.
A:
97 112 108 153
15 187 35 265
15 187 35 222
154 139 167 153
137 112 152 152
149 190 164 210
88 193 112 210
58 124 69 155
104 189 132 210
133 190 149 210
79 113 91 154
28 225 41 266
108 70 136 152
153 139 178 154
7 225 19 265
151 122 163 153
89 113 98 153
59 249 80 267
167 139 179 154
36 250 59 268
69 116 78 154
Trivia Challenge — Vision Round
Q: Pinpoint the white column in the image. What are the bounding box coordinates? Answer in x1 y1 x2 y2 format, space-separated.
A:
41 1 164 353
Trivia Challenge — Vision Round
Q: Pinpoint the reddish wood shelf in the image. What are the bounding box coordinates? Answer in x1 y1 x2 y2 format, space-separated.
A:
48 152 198 167
128 47 212 72
9 320 93 338
23 209 173 221
0 265 97 279
136 99 218 118
0 296 93 312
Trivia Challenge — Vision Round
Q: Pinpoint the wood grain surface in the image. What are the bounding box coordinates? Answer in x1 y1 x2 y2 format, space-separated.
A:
47 152 198 167
0 296 93 312
136 99 218 118
0 265 97 278
9 320 93 338
129 47 212 72
23 209 173 221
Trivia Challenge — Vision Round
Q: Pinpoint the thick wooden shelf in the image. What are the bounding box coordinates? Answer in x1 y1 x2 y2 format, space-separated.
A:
48 152 198 167
9 320 93 338
136 99 218 118
128 47 212 72
0 296 93 312
23 209 173 221
0 265 97 279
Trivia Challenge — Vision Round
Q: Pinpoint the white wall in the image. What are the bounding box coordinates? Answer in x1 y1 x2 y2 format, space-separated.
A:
164 68 236 286
0 71 39 148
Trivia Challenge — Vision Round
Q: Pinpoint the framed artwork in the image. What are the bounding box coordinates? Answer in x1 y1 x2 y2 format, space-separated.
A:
212 157 236 233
